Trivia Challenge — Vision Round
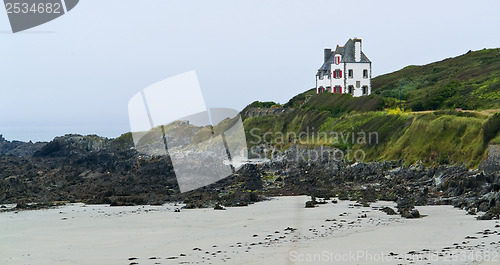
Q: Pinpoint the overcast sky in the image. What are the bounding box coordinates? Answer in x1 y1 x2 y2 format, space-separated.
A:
1 0 499 142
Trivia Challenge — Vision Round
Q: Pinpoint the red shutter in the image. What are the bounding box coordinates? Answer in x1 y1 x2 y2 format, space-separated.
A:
339 70 342 78
339 86 342 94
333 71 336 78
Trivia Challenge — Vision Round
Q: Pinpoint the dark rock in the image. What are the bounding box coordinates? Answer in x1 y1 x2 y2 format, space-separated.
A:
479 201 490 212
477 212 497 220
408 209 421 218
214 204 226 210
305 201 315 208
380 206 397 215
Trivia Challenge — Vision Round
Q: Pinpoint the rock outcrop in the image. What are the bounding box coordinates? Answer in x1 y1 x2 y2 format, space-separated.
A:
0 134 46 157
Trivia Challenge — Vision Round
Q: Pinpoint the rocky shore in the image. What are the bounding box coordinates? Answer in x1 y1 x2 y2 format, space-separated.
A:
0 134 499 220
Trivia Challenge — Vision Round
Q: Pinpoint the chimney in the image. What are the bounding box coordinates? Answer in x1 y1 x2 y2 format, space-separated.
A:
354 38 361 62
324 48 331 63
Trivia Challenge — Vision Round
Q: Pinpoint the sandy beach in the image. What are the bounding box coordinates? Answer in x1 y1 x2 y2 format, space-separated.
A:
1 196 499 265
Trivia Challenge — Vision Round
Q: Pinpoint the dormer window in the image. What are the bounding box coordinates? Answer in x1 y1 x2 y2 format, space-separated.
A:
335 55 341 65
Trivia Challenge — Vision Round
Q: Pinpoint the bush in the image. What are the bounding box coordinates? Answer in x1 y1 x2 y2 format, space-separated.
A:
419 81 459 110
248 101 280 108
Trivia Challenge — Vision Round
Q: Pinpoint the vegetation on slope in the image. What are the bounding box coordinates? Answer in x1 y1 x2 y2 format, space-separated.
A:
244 108 497 167
243 49 500 167
319 111 489 167
372 48 500 110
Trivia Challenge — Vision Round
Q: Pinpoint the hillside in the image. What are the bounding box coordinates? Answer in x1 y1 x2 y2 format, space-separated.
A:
372 48 500 110
281 48 500 111
243 48 500 167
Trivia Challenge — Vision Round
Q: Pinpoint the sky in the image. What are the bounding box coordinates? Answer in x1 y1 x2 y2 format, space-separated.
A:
1 0 499 142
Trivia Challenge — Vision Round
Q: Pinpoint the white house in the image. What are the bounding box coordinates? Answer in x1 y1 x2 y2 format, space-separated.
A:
316 38 372 97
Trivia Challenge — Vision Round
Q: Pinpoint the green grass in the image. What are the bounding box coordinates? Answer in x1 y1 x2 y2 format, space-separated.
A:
316 111 490 167
372 48 500 110
381 113 487 166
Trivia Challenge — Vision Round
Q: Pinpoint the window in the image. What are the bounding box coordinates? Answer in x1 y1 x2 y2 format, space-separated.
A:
348 69 353 78
363 69 368 78
356 81 360 88
335 55 342 65
334 85 342 94
348 85 354 94
333 69 342 79
362 86 368 95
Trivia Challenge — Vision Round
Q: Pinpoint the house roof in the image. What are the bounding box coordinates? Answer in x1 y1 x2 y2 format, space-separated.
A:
317 39 371 74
